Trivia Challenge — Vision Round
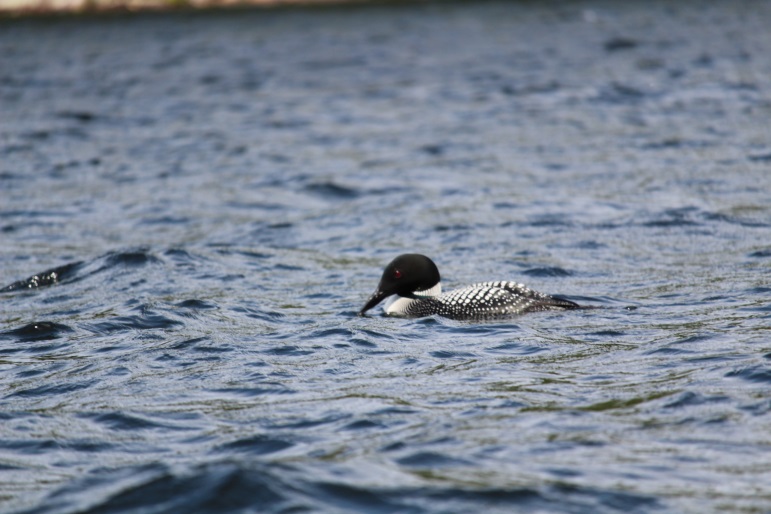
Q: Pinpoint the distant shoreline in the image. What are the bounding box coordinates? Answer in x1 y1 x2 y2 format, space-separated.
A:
0 0 410 16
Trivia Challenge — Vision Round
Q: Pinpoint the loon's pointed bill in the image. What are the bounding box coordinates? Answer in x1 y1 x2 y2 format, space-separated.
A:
359 253 580 320
359 288 390 316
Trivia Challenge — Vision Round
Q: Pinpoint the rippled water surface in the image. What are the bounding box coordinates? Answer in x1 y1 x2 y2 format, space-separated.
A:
1 1 770 512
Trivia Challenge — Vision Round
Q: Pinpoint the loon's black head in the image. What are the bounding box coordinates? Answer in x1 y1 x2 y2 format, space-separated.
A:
359 254 441 316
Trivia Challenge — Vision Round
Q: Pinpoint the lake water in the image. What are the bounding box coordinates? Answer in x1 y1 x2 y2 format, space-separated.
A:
1 1 770 512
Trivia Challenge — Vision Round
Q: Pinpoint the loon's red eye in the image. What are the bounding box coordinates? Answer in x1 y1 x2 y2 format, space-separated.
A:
394 269 402 279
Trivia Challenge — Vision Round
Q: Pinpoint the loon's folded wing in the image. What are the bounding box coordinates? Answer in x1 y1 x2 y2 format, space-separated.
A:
467 281 580 313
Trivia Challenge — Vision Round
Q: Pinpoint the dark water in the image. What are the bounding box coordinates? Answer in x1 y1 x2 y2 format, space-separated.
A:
1 1 770 512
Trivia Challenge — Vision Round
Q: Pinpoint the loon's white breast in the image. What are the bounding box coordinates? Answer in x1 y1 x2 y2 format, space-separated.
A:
384 282 442 316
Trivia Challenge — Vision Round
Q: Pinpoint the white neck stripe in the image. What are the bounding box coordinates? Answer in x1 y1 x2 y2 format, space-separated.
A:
414 282 442 297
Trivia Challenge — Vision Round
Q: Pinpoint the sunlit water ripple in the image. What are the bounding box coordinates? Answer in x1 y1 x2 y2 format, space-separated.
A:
1 1 770 512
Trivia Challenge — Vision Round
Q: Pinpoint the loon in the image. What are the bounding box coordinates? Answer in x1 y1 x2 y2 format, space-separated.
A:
359 253 580 320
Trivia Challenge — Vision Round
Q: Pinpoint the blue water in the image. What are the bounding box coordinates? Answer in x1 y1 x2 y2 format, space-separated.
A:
1 1 770 512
